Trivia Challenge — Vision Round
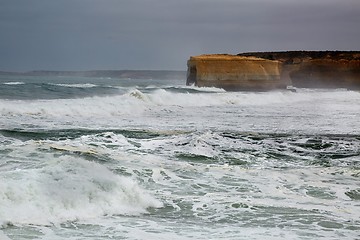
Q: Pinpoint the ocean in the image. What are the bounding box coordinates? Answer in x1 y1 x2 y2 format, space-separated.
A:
0 75 359 240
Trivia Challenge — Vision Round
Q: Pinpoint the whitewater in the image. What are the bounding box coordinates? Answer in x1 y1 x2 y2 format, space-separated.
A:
0 75 359 239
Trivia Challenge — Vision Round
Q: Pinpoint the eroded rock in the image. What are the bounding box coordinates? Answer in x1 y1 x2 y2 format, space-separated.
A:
187 51 360 90
187 54 285 91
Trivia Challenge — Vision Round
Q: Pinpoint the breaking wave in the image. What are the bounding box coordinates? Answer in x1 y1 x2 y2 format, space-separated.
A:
1 88 359 116
0 156 162 226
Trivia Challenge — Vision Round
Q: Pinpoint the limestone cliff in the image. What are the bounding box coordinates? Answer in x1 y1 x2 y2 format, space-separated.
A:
187 54 285 91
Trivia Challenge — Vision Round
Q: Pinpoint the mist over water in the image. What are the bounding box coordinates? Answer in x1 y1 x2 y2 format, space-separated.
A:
0 75 359 239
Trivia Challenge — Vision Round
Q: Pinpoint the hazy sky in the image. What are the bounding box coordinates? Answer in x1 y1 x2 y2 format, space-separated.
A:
0 0 359 71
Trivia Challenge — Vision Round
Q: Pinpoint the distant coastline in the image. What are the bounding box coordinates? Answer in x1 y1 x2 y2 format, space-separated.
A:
0 70 186 80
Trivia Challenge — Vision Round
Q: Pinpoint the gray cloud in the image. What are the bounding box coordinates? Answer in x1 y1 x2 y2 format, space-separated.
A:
0 0 359 71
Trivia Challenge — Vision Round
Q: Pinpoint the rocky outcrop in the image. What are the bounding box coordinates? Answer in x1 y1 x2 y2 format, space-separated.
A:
187 54 285 91
238 51 360 89
187 51 360 90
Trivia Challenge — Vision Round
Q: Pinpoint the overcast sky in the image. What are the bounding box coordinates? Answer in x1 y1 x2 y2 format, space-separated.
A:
0 0 359 71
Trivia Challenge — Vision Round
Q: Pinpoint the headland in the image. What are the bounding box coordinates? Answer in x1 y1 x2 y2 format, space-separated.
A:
187 51 360 90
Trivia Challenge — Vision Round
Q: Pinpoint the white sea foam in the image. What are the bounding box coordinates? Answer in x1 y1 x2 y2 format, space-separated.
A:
0 231 11 240
0 92 148 121
0 156 162 226
2 81 25 85
1 89 359 116
1 89 360 133
166 85 227 93
184 85 227 92
1 128 359 239
143 88 360 107
49 83 98 88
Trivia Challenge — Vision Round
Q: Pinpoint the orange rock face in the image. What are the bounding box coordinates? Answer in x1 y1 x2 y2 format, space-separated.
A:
187 54 285 91
187 51 360 91
288 59 360 89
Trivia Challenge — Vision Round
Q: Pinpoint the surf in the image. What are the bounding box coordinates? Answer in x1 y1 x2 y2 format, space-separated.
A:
0 156 162 226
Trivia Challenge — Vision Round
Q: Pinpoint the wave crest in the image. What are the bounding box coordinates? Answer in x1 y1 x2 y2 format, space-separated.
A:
0 157 162 226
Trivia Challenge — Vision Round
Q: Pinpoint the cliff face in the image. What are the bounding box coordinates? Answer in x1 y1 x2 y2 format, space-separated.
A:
187 51 360 91
187 55 285 91
287 59 360 89
238 51 360 89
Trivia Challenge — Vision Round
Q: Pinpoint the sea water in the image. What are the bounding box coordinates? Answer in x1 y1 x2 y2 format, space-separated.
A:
0 75 359 239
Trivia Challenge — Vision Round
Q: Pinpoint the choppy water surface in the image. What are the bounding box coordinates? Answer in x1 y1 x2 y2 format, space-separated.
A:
0 75 359 239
